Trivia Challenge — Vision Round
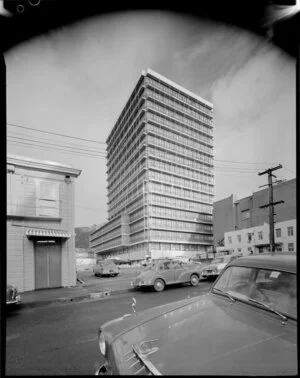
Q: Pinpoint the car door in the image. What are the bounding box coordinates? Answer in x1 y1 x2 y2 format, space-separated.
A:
158 261 176 284
172 261 187 282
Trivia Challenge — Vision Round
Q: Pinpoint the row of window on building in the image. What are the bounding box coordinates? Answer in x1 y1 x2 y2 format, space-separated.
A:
150 182 213 204
147 117 212 155
107 89 145 151
147 130 213 164
148 170 214 194
150 205 213 222
227 225 295 244
151 193 213 213
108 124 145 178
146 100 213 139
147 144 213 174
149 160 214 184
145 76 213 117
108 130 145 185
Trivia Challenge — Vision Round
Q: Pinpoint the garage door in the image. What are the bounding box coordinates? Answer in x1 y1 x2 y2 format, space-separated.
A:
34 241 62 289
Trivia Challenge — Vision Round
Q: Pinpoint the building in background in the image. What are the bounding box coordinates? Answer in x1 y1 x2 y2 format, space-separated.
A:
90 68 214 261
7 154 81 292
76 248 97 272
218 219 296 255
213 178 296 251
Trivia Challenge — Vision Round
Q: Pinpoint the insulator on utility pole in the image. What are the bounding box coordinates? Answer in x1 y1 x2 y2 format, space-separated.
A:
258 165 284 254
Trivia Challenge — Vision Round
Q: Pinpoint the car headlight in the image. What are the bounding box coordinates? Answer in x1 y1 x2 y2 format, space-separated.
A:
98 332 106 356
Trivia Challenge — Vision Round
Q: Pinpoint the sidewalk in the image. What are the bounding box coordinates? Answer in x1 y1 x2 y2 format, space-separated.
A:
19 269 140 310
17 263 209 310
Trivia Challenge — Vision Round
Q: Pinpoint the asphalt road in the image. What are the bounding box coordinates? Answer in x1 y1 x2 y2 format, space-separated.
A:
6 280 213 375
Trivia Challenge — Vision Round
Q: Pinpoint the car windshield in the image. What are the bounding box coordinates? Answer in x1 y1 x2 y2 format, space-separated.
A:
99 262 115 267
212 266 297 319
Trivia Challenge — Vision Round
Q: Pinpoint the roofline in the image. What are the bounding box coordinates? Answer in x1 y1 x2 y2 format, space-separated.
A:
142 68 213 108
229 254 296 274
7 154 82 177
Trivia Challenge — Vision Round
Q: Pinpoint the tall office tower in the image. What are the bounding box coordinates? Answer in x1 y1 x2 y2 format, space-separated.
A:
90 68 214 261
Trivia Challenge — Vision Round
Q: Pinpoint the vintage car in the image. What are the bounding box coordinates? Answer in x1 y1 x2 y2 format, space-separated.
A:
95 253 297 375
94 260 120 277
131 259 202 292
188 255 203 265
201 253 242 279
6 284 21 306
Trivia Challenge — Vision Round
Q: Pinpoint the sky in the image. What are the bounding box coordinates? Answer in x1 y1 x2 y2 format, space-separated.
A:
5 10 296 227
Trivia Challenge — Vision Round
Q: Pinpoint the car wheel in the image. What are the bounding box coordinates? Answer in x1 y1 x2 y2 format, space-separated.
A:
153 279 165 292
190 274 199 287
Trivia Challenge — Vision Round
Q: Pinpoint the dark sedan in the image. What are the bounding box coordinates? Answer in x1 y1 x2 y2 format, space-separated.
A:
95 253 297 375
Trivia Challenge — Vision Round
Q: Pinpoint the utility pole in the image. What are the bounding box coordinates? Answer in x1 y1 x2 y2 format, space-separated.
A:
258 165 284 254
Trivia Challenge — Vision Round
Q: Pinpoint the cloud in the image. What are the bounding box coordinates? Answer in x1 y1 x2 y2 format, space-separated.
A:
211 42 294 129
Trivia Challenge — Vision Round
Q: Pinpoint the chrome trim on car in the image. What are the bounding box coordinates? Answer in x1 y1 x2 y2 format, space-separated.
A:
95 362 112 375
132 345 162 375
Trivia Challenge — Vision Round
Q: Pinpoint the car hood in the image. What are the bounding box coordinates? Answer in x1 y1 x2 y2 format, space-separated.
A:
105 294 297 375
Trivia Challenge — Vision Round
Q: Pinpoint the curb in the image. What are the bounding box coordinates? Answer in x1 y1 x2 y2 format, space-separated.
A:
20 287 136 310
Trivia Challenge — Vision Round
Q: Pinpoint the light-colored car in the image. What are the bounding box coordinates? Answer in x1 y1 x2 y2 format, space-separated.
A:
201 253 242 279
174 256 190 264
95 253 297 375
131 259 202 292
93 261 120 277
6 284 21 306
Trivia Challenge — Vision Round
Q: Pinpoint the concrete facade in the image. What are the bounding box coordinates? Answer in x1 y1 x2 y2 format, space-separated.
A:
90 68 214 261
218 219 296 256
213 178 296 250
7 154 81 292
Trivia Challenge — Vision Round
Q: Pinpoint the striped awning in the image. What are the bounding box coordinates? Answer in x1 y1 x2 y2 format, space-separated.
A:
26 228 71 239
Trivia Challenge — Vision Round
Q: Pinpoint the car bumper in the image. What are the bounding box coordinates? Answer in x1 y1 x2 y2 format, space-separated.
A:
6 295 21 305
95 361 112 375
201 272 219 278
131 281 147 288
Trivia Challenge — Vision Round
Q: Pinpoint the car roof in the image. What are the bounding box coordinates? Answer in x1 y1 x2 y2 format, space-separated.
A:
227 253 296 273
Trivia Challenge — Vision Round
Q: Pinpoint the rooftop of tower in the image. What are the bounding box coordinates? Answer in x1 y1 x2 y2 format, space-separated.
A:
143 68 213 109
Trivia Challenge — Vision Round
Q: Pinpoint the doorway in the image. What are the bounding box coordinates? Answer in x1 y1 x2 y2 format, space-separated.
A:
34 240 62 289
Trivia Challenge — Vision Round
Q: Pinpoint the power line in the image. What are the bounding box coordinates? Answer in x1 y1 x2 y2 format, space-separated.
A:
7 140 107 160
281 166 296 175
7 135 106 155
214 159 277 165
7 122 106 145
7 202 105 212
7 131 107 154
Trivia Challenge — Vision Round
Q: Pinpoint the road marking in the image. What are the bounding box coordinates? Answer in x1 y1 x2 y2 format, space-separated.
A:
7 333 20 342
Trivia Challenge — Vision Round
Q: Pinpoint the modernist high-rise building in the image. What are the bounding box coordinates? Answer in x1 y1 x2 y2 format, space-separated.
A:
90 68 214 261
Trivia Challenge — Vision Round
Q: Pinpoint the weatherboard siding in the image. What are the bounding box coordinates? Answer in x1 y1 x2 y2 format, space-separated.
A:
7 155 81 292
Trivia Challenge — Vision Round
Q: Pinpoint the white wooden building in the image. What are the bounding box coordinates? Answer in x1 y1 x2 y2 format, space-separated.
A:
7 154 81 292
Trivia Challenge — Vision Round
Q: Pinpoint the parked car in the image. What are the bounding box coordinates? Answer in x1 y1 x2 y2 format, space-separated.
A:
131 259 202 292
201 253 242 279
174 256 190 264
188 256 203 265
6 284 21 306
93 261 120 277
95 253 297 375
